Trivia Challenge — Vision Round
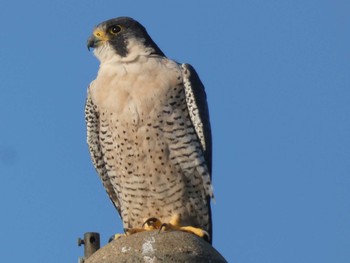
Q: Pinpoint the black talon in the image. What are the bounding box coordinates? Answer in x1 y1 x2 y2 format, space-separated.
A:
108 235 115 243
200 230 210 243
158 223 168 233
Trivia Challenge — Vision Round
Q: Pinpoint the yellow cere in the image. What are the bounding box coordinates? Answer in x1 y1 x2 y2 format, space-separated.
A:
93 29 109 41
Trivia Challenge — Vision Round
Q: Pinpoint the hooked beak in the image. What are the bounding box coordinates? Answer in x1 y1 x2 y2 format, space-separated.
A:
87 29 108 51
87 35 99 51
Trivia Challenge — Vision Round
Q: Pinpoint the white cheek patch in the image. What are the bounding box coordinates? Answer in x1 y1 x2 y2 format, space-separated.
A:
120 38 154 62
93 43 119 63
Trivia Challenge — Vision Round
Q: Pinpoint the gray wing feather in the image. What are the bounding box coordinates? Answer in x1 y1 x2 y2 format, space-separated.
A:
182 63 213 241
85 90 122 216
182 63 212 175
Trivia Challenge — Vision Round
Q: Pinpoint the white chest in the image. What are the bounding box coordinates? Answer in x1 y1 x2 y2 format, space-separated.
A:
89 57 183 122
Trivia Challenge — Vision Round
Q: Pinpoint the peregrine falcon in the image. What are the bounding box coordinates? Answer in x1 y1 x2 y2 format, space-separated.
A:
85 17 214 243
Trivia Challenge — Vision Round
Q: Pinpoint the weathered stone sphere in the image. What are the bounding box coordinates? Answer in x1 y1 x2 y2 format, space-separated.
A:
85 230 227 263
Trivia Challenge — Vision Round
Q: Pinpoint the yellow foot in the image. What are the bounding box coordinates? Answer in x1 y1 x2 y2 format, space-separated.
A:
110 215 209 242
109 227 146 242
109 217 161 242
159 214 210 242
142 217 163 230
175 225 209 240
108 233 126 242
124 217 162 235
165 214 209 240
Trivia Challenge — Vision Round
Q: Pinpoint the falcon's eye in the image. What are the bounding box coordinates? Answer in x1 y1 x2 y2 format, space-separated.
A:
110 25 122 35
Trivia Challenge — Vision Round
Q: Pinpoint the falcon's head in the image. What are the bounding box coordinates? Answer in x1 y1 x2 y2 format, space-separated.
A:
87 17 165 63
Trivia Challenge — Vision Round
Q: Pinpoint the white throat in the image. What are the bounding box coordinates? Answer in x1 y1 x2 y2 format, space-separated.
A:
93 38 155 65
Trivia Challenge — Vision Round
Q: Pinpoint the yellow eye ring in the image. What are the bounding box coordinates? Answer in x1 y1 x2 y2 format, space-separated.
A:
110 25 122 35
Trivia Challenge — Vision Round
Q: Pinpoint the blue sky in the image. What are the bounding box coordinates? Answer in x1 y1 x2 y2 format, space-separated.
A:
0 1 349 262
